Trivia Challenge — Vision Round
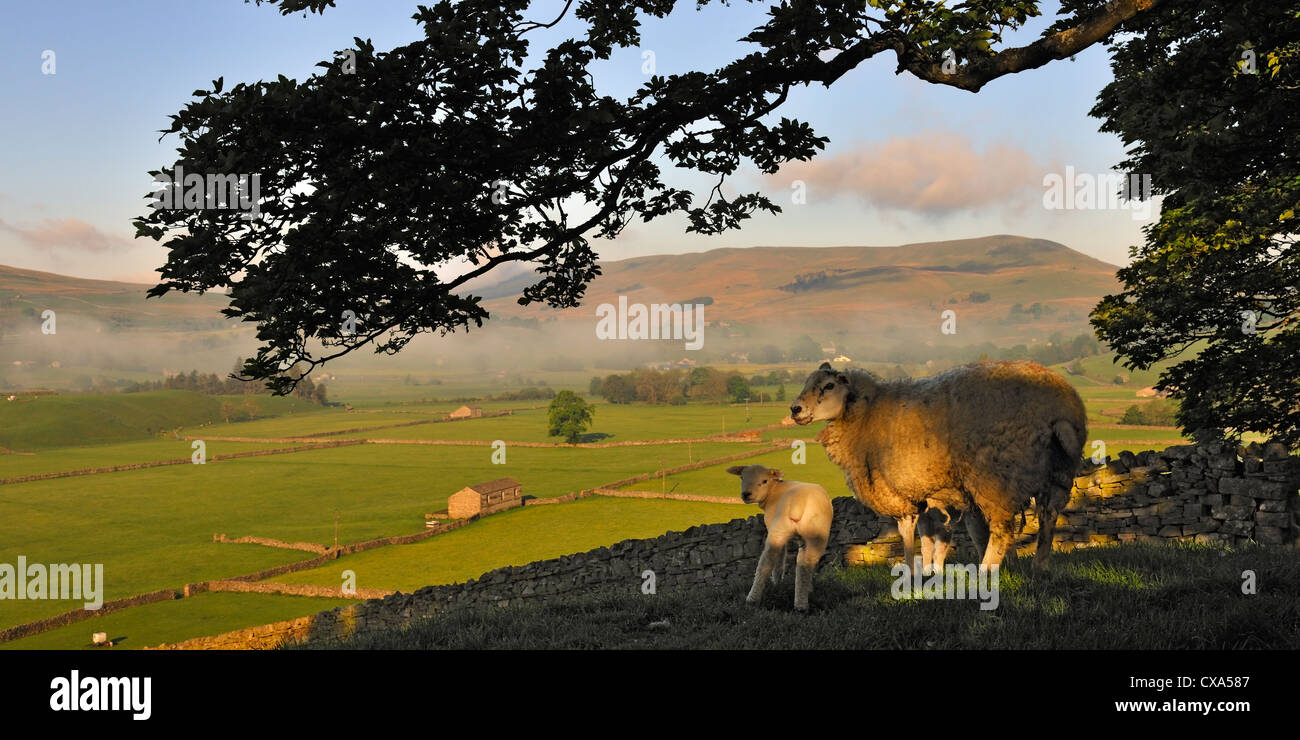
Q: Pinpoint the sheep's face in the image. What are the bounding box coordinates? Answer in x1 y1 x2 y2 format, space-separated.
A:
790 363 851 425
726 464 783 505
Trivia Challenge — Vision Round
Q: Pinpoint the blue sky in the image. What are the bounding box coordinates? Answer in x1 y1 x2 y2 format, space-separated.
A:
0 0 1153 283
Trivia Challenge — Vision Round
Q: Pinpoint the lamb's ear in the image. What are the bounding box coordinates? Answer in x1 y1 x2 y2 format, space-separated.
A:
725 465 745 476
818 361 833 371
767 468 783 479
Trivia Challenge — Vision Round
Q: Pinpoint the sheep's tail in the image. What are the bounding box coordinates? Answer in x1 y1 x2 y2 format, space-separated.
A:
1035 418 1085 571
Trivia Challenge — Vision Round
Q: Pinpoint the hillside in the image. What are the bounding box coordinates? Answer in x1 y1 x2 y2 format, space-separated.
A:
478 234 1120 346
0 390 317 450
1 235 1121 382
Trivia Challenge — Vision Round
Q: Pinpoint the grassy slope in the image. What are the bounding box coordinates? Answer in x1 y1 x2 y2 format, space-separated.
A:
297 543 1300 650
267 496 751 593
0 391 317 450
2 592 355 651
0 439 307 478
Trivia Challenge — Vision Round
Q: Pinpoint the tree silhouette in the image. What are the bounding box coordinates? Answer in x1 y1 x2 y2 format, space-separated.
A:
137 0 1164 393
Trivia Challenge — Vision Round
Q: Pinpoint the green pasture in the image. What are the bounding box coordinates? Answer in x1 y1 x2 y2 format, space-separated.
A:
265 496 752 594
0 391 317 450
0 439 769 628
2 592 354 651
347 403 787 444
0 438 305 478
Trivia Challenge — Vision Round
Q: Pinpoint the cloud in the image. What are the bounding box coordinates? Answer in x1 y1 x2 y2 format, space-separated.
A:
0 216 133 253
768 133 1047 216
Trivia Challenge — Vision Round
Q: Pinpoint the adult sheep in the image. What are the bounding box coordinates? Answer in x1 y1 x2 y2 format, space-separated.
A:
790 360 1087 571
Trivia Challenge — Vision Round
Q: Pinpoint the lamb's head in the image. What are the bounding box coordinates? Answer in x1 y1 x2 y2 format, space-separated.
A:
726 464 783 506
790 362 852 425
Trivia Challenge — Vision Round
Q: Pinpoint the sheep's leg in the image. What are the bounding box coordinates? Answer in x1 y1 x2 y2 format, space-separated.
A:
980 514 1015 570
1033 487 1070 571
897 513 919 573
794 534 827 612
748 539 785 604
964 506 990 561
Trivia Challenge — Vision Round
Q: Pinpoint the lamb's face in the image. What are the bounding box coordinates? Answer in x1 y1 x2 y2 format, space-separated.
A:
726 464 783 505
790 363 851 425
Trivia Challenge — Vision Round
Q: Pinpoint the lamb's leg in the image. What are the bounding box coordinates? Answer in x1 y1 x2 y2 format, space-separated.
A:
930 510 954 572
772 540 791 585
917 508 953 575
748 538 785 604
919 529 936 576
794 534 827 612
897 513 919 573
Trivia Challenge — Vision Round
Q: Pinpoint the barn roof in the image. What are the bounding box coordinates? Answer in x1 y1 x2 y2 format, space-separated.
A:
466 477 521 495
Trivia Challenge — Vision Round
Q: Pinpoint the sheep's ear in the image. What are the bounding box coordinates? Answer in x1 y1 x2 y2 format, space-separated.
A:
836 373 848 383
818 361 833 371
725 465 744 476
768 468 783 479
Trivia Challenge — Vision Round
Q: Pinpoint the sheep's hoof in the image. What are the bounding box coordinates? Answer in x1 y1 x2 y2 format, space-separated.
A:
745 595 761 605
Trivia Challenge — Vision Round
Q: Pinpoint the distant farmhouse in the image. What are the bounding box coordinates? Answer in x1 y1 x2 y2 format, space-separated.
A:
448 477 523 519
449 404 483 420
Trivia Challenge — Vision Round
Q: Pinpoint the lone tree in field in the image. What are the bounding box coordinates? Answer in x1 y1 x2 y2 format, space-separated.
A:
1090 0 1300 445
548 390 594 443
135 0 1165 394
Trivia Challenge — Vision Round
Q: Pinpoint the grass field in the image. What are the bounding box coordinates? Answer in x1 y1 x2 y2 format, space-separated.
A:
294 542 1300 650
0 438 316 478
335 402 784 443
265 496 751 593
2 592 355 651
0 437 769 628
0 391 318 450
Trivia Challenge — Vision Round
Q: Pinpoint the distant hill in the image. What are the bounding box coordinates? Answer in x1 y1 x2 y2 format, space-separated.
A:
0 235 1121 378
478 234 1120 346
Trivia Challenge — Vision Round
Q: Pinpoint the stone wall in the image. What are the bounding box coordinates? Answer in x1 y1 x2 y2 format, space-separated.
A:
213 533 328 554
186 579 393 600
0 588 179 644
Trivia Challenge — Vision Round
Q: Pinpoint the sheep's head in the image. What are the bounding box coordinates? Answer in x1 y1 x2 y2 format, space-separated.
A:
790 362 852 425
726 464 783 505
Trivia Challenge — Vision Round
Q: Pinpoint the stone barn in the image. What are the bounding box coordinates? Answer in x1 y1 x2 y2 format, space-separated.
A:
449 404 483 420
448 477 523 519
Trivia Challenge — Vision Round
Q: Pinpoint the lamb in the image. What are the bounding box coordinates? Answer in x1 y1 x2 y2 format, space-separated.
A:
790 360 1087 571
726 464 833 611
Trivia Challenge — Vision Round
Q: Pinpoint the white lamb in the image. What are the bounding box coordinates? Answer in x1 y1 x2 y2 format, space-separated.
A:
726 464 833 612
